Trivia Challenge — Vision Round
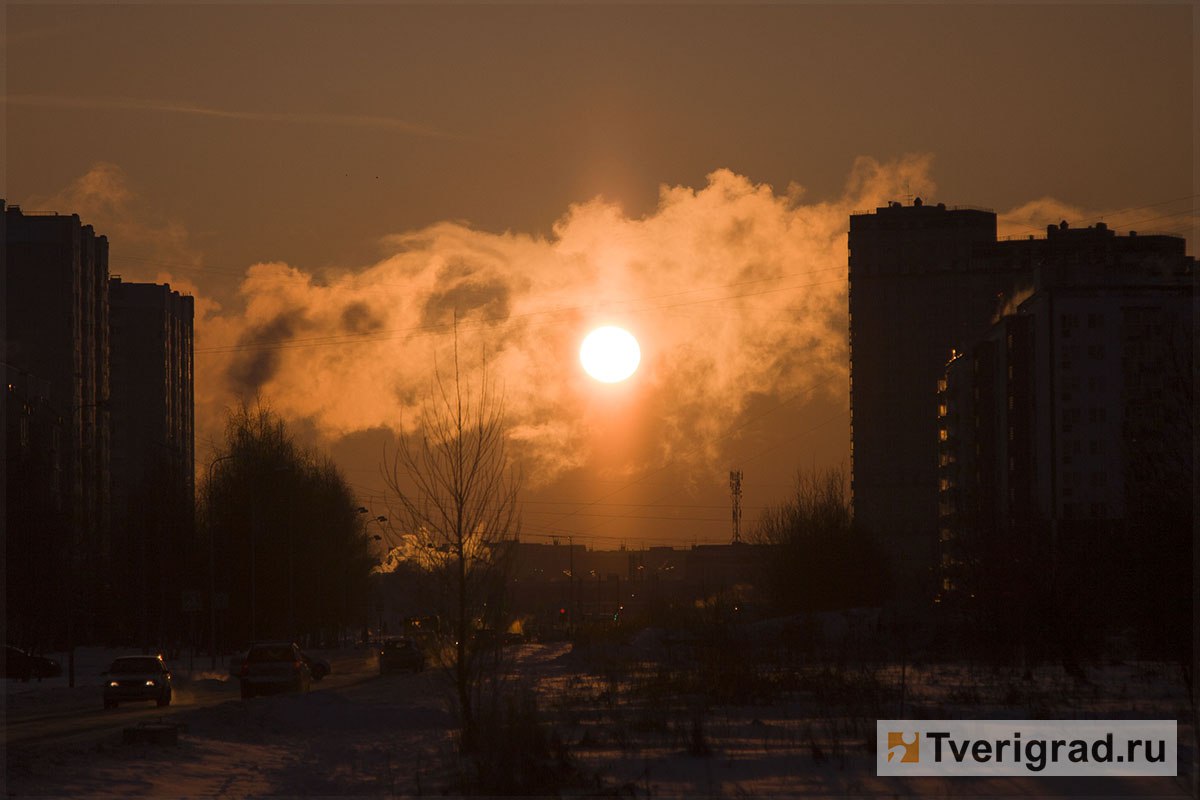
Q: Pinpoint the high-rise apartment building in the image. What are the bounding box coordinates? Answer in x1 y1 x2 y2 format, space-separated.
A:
936 223 1194 591
4 202 111 644
847 199 1024 590
4 201 196 648
850 202 1194 596
108 278 196 644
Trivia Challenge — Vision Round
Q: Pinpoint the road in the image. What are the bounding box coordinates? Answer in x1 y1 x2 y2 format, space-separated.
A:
4 650 378 749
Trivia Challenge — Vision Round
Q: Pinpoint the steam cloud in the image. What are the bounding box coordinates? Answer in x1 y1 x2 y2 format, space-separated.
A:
192 156 938 485
35 155 1129 490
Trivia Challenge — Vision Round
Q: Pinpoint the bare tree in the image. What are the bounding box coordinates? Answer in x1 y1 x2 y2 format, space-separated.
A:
382 339 521 752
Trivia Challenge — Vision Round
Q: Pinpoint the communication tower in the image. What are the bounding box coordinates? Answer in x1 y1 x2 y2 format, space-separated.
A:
729 469 743 544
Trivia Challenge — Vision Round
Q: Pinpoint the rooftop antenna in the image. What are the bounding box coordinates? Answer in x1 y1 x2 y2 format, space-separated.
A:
729 469 743 544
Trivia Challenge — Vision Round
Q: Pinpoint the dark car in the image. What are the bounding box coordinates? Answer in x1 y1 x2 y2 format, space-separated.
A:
3 646 62 682
239 641 312 699
379 637 425 674
103 655 173 708
301 652 331 681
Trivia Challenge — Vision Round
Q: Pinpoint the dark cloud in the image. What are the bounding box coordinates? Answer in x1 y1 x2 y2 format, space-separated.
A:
226 310 307 394
421 259 511 327
340 301 384 335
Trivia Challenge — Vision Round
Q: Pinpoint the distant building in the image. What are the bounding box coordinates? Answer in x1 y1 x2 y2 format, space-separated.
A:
683 542 759 594
109 278 196 644
937 222 1194 592
502 538 761 624
4 202 111 645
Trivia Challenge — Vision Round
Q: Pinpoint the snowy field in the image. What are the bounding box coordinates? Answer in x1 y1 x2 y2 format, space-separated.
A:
4 642 1196 797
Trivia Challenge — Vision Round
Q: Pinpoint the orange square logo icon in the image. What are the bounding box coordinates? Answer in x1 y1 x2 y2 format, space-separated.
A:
887 731 919 763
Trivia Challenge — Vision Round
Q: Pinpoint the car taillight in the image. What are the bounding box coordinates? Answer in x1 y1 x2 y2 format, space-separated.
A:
240 661 249 677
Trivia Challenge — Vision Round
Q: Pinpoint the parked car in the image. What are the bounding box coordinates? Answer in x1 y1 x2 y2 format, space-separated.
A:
239 641 312 699
102 655 173 708
301 652 331 681
228 651 246 679
379 637 425 674
3 646 62 682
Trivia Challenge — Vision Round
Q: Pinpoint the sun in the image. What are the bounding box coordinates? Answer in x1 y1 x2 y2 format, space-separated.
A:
580 326 641 383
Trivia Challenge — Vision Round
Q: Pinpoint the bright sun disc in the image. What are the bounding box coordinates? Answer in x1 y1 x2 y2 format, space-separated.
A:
580 326 641 383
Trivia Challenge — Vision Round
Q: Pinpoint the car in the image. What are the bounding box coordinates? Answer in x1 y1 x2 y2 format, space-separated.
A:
102 655 173 708
239 641 312 699
3 646 62 682
379 637 425 674
228 651 246 679
301 652 331 681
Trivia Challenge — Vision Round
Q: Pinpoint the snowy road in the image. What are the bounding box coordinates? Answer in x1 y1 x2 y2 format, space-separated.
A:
5 647 457 796
7 644 1193 797
5 664 374 748
5 648 381 748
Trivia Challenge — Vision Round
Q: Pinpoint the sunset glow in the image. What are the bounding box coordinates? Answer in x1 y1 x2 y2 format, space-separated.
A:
7 3 1190 551
580 326 641 383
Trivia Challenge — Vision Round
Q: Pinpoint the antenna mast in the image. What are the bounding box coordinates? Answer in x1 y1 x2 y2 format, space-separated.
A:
729 469 743 544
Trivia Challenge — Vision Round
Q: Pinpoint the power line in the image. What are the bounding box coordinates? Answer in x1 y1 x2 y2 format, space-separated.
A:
1006 194 1197 236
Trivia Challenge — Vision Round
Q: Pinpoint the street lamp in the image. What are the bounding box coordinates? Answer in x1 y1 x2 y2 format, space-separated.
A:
362 512 389 637
357 508 391 640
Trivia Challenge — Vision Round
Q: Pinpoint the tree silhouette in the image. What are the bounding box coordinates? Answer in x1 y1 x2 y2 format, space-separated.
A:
201 403 374 648
753 464 888 613
382 338 521 754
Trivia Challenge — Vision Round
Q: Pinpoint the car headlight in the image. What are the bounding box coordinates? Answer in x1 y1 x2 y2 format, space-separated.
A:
109 681 119 687
145 679 157 687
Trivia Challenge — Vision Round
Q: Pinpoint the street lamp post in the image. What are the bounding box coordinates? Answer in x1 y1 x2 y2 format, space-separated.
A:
358 508 389 639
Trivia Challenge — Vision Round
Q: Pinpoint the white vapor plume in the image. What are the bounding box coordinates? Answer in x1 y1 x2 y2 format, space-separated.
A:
30 159 1184 503
24 162 218 327
200 155 938 485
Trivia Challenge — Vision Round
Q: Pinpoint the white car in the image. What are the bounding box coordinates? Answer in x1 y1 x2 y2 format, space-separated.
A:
238 641 312 699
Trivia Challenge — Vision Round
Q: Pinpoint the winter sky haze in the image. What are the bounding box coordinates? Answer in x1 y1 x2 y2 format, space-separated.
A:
5 3 1194 546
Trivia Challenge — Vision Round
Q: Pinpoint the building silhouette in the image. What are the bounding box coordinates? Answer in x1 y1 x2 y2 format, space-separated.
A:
848 199 1024 591
4 202 111 646
850 202 1194 598
109 278 196 645
936 222 1194 593
4 202 196 648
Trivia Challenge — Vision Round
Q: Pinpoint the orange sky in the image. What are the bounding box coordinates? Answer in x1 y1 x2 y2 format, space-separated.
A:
5 5 1194 547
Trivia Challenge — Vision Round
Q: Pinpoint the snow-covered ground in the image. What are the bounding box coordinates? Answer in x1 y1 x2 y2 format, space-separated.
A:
5 644 456 796
4 643 1196 797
